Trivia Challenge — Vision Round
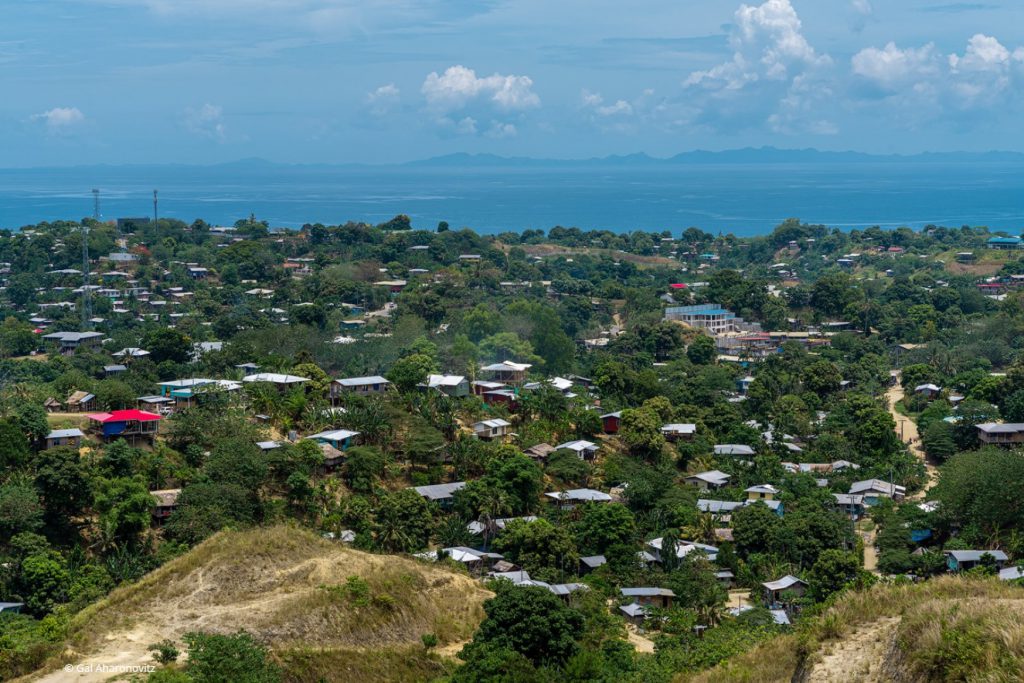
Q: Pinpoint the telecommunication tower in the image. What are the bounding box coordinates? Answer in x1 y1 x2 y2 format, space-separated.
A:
92 188 100 220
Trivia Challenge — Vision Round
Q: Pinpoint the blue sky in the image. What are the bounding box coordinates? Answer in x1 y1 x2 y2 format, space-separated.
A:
3 0 1024 165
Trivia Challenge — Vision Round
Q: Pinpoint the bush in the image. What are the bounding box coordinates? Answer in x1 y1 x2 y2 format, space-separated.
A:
148 639 180 665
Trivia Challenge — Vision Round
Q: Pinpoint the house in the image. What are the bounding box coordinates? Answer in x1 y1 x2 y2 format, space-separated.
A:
516 580 588 601
618 602 653 625
65 390 97 412
0 603 24 615
412 481 466 509
482 388 519 409
187 266 210 280
762 575 807 607
914 383 942 399
138 395 175 414
600 411 622 434
41 331 104 355
554 440 599 460
471 380 505 396
524 443 556 461
306 428 360 451
645 537 719 563
85 409 162 441
43 397 62 412
579 555 607 574
663 303 741 334
987 236 1022 250
620 587 675 609
151 489 181 524
945 550 1008 572
849 479 906 504
332 376 390 398
714 444 755 457
423 374 469 397
699 498 784 518
104 364 127 377
480 361 532 384
745 484 780 501
545 488 612 507
113 347 150 359
473 418 512 441
424 547 505 575
833 493 866 520
661 423 697 441
684 470 731 491
243 373 310 390
976 423 1024 446
998 566 1024 581
45 428 84 450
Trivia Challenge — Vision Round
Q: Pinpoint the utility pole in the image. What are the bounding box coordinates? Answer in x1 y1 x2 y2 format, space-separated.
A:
81 222 92 329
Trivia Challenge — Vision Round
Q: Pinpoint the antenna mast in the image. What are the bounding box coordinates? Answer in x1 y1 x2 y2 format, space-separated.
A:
153 189 159 224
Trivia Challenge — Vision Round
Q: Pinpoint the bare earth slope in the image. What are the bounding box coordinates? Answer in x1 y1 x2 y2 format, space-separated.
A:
24 526 491 683
682 578 1024 683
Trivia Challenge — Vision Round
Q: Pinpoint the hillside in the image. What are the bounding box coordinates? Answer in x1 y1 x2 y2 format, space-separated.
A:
25 526 491 683
681 577 1024 683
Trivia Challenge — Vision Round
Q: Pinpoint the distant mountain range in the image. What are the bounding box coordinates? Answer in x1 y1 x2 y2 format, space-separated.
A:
406 147 1024 167
4 147 1024 173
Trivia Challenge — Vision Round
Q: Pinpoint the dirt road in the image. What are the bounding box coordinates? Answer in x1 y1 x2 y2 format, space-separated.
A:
884 381 938 497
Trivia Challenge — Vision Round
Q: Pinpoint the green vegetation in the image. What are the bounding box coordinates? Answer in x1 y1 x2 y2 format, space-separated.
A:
2 216 1024 681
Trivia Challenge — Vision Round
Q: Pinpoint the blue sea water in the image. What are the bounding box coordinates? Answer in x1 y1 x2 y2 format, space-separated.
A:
0 162 1022 236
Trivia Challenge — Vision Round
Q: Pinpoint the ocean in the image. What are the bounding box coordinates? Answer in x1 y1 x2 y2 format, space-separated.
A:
1 161 1022 236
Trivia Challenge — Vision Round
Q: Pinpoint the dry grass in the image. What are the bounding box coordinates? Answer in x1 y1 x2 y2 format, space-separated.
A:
29 525 490 682
679 577 1024 683
273 645 458 683
893 598 1024 682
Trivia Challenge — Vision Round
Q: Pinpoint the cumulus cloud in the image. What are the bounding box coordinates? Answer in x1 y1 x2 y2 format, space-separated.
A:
851 34 1024 113
422 65 540 113
683 0 836 135
184 103 226 142
948 34 1024 105
420 65 538 136
851 42 942 95
366 83 400 117
32 107 85 132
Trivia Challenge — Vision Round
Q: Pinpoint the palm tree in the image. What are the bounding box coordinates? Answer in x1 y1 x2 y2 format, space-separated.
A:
478 488 513 550
684 512 719 546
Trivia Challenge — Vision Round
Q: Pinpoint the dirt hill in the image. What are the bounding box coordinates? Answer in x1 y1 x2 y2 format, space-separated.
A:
24 526 491 683
681 577 1024 683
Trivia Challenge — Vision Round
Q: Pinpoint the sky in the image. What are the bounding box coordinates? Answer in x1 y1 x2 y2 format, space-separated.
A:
3 0 1024 165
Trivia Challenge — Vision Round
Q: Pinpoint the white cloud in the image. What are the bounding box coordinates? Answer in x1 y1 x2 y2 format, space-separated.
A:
184 103 226 142
580 90 634 117
851 34 1024 113
421 65 540 113
851 42 942 94
947 34 1023 105
366 83 400 116
32 107 85 132
682 0 835 135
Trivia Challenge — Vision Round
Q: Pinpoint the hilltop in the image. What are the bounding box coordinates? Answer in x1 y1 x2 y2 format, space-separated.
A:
683 577 1024 683
27 526 490 683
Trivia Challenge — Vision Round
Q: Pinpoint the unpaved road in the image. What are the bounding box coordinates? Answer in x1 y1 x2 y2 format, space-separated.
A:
884 381 938 497
805 617 900 683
